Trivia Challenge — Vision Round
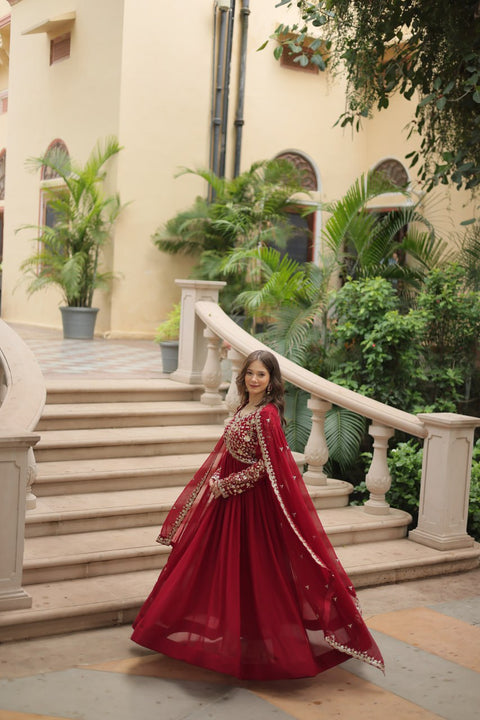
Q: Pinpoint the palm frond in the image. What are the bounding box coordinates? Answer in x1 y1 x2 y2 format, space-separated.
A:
324 407 367 474
284 386 311 452
321 171 403 256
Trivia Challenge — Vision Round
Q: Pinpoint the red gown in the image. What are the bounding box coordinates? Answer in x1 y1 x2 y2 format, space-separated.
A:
131 403 384 680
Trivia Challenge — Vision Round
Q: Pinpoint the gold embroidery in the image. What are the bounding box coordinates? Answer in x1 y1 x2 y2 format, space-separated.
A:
157 467 210 545
324 634 385 672
224 412 259 464
220 459 266 497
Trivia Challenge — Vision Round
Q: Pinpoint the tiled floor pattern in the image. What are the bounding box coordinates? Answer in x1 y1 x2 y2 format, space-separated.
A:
9 323 164 377
1 599 479 720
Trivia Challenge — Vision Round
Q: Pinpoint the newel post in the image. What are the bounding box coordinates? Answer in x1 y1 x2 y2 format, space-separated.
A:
170 279 226 385
0 431 39 611
409 413 480 550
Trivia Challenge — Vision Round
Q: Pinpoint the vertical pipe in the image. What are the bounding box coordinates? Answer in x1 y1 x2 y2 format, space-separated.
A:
208 1 218 186
218 0 235 178
233 0 249 177
211 2 229 189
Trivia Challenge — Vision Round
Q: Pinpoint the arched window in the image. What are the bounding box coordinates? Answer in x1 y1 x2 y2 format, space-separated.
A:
41 139 69 181
373 158 409 189
39 139 69 234
274 151 319 263
276 151 318 192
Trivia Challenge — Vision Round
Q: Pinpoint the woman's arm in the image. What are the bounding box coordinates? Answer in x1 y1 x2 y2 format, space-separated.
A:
210 459 266 498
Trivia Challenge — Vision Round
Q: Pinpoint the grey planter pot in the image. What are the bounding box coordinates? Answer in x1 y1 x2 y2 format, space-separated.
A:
159 340 179 373
60 306 99 339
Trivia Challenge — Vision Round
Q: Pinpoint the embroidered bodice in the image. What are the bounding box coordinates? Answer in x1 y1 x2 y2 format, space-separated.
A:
224 411 260 465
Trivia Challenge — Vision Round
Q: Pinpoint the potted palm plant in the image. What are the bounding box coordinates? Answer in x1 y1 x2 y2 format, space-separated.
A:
154 303 181 373
19 137 124 339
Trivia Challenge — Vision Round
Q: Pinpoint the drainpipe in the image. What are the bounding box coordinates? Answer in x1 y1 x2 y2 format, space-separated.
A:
210 1 230 191
218 0 235 179
233 0 249 177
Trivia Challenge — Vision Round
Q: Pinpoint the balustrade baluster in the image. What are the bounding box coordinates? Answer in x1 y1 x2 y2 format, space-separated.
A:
200 327 223 406
303 396 332 486
224 347 244 420
364 423 394 515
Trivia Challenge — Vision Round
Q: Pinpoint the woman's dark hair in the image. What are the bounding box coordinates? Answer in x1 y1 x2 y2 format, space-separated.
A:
236 350 285 424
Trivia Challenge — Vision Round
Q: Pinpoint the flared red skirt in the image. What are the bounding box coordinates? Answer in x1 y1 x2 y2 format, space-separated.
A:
131 471 356 680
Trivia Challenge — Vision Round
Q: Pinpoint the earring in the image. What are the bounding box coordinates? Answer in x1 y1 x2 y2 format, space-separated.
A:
267 384 272 395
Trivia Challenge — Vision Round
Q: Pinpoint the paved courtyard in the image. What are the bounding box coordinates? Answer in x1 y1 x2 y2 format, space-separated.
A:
0 321 478 720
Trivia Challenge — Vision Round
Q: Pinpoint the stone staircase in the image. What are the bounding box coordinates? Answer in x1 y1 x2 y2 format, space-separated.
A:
0 378 478 642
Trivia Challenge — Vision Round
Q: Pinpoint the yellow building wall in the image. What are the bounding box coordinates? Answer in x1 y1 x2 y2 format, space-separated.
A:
0 0 476 338
2 0 124 332
107 0 213 337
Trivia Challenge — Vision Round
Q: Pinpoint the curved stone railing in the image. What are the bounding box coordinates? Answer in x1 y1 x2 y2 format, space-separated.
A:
172 279 480 554
0 319 46 611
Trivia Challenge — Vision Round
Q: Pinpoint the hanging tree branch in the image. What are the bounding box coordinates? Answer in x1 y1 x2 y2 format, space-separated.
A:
266 1 480 193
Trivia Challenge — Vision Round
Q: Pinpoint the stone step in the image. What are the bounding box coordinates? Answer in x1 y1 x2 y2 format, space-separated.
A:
23 505 411 579
2 539 478 642
34 453 212 495
25 481 354 537
34 450 351 502
37 400 228 431
25 487 180 537
44 378 204 405
34 425 223 462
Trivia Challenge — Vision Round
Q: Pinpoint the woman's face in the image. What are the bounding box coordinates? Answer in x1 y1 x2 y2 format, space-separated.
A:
245 359 270 403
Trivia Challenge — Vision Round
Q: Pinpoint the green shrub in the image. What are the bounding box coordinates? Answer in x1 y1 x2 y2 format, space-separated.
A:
328 278 425 410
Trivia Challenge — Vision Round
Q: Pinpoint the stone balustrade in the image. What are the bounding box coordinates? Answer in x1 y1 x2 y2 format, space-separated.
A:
174 279 480 554
0 320 45 611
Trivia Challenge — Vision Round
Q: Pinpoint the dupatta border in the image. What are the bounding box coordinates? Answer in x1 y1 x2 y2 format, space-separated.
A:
325 634 386 673
256 406 385 674
254 409 329 572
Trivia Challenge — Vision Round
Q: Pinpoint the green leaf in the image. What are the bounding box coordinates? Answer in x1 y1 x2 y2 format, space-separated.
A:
294 54 309 67
418 93 436 107
436 96 447 110
310 54 326 70
273 45 283 60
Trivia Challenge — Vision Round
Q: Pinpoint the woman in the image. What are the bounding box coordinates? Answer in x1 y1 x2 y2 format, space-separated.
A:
131 350 384 679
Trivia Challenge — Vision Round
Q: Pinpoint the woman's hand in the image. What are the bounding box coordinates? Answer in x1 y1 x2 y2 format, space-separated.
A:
209 474 223 499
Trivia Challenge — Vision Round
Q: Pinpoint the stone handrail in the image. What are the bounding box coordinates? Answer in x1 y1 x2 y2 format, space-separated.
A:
0 320 46 434
0 320 45 611
172 279 480 555
195 300 426 439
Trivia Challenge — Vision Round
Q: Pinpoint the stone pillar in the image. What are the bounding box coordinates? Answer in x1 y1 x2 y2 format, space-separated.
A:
303 397 332 486
0 432 39 611
409 413 480 550
364 423 394 515
170 279 226 385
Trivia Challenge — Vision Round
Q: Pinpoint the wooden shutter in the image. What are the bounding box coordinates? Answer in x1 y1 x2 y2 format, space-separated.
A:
50 33 71 65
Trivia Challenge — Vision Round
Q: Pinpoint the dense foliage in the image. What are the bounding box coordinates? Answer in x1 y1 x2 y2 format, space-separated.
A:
271 1 480 191
152 159 306 313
